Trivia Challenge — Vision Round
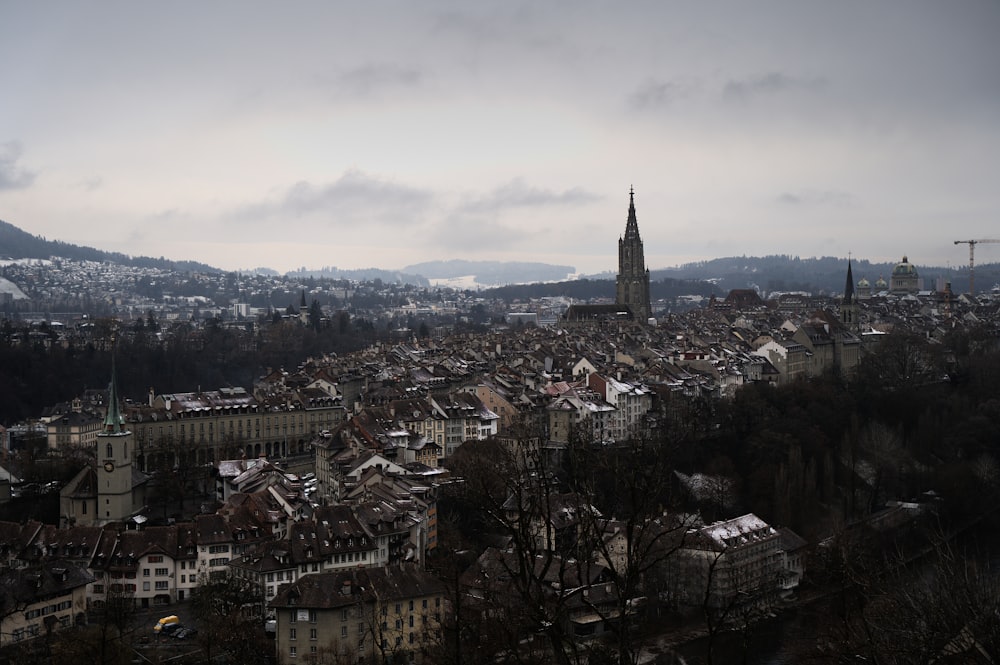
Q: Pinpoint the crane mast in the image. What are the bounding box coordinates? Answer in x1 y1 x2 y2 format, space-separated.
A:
953 239 1000 296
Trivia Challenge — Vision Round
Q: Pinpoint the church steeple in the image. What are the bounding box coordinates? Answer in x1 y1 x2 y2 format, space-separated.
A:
96 348 139 524
841 256 859 333
616 187 652 323
844 257 856 305
104 354 125 434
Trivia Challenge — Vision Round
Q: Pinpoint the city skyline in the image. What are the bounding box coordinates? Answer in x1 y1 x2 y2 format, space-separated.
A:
1 1 998 275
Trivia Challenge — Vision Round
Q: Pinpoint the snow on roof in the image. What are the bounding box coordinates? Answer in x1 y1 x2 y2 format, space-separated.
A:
702 513 774 547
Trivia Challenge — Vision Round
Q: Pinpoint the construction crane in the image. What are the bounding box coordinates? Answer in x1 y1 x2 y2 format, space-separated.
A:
953 239 1000 296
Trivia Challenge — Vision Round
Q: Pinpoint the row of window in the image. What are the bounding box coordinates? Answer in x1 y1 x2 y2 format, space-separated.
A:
11 617 68 642
24 600 72 619
142 568 170 576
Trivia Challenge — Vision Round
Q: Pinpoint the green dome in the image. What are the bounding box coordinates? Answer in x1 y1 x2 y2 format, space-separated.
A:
892 256 918 277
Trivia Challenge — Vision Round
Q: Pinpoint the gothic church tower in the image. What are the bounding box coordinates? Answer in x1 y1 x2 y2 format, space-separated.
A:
616 188 652 322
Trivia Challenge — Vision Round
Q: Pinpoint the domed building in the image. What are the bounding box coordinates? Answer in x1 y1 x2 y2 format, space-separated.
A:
875 275 888 292
889 256 920 294
857 276 871 300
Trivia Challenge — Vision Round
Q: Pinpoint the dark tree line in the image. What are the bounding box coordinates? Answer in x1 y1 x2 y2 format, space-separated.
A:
0 315 373 425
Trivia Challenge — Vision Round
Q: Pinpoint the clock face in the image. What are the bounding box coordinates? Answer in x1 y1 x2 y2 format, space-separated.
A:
104 462 115 472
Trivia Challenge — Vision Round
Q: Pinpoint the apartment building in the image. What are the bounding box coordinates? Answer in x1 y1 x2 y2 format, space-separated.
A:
269 565 445 665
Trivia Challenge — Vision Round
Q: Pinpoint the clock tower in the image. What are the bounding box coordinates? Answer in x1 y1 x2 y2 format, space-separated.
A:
97 357 138 522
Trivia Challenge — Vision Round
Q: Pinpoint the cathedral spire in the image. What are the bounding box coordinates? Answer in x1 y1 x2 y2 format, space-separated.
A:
624 186 640 241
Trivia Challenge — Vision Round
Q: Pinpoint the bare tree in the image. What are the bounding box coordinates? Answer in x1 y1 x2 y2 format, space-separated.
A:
192 574 271 664
448 425 590 665
565 428 693 665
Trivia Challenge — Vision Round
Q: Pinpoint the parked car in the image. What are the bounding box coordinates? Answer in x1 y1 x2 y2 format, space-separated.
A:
173 627 198 639
153 615 180 633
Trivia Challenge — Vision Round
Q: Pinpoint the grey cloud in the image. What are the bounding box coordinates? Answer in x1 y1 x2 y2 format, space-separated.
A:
724 72 826 101
458 179 600 214
431 179 597 251
777 189 852 207
236 169 433 224
317 64 424 99
0 142 37 190
628 79 695 110
79 176 103 192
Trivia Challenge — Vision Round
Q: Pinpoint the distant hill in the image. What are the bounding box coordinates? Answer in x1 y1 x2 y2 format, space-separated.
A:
5 218 998 296
401 260 576 286
653 255 1000 296
286 260 577 287
285 266 430 287
0 219 220 273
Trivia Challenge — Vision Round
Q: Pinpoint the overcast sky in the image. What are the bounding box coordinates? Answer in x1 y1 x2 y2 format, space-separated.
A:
1 1 998 276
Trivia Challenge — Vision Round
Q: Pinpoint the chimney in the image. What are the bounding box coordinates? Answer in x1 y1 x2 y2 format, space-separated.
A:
149 387 155 407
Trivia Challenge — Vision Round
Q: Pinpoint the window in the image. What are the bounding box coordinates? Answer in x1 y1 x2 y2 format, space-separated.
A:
289 646 297 658
155 581 169 590
143 569 150 577
148 555 163 563
310 628 317 640
155 568 169 576
290 628 297 640
93 584 104 593
341 626 347 637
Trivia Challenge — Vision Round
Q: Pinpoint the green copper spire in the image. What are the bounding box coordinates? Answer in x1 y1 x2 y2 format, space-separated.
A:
104 353 125 434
